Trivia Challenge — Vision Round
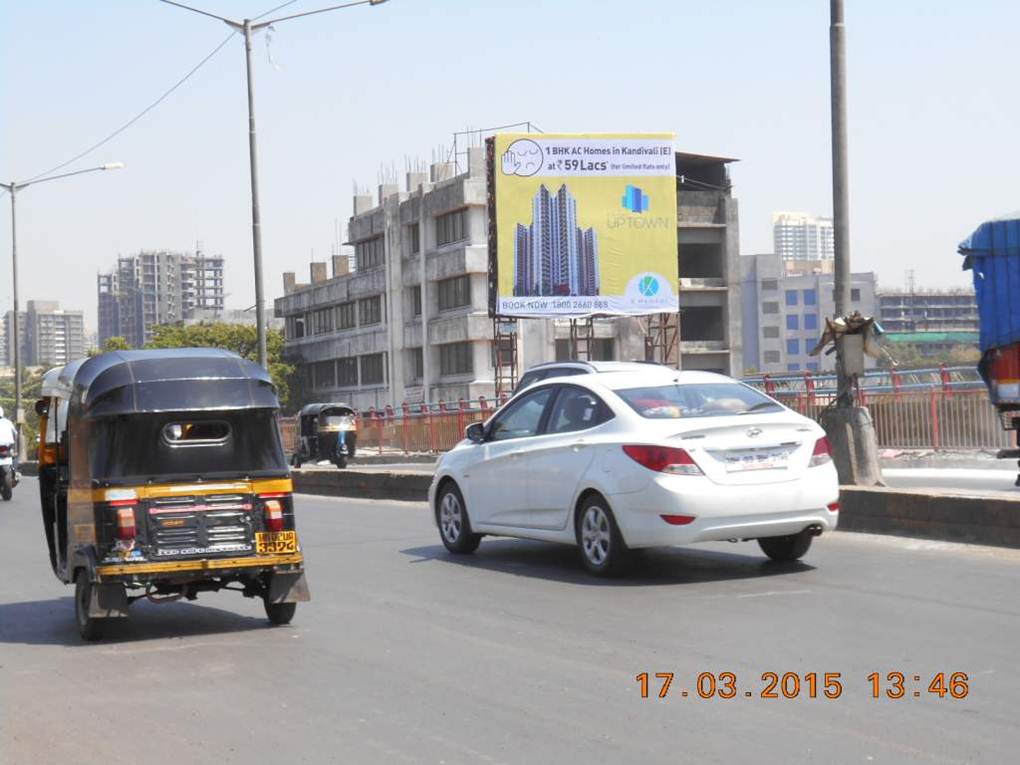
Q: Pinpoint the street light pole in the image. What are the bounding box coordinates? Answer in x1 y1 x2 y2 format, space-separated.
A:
830 0 852 406
2 163 124 458
242 17 268 370
160 0 391 369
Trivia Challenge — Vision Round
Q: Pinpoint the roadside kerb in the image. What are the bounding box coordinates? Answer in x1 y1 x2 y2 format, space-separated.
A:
292 468 431 503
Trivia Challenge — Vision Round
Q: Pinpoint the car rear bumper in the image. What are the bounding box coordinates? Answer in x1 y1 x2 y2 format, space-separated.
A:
608 471 839 548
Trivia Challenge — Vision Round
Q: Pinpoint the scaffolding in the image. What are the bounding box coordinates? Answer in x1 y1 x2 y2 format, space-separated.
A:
492 317 519 399
643 312 681 368
568 317 596 360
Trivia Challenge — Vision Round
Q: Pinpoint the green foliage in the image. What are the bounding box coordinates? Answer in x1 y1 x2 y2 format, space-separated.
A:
878 342 981 370
145 323 296 410
0 367 45 451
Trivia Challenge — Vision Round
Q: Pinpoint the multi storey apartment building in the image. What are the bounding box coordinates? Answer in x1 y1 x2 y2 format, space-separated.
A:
772 211 834 261
97 249 225 347
2 300 86 367
276 147 742 410
876 289 978 333
741 253 877 373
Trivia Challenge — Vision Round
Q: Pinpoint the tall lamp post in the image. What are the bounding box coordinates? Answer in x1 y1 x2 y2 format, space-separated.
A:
1 162 124 457
160 0 391 369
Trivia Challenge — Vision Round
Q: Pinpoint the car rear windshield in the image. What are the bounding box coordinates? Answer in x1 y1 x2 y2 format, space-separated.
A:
615 383 782 419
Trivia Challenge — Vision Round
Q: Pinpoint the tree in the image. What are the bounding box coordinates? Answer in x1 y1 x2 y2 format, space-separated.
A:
88 336 131 357
0 367 45 452
145 323 296 410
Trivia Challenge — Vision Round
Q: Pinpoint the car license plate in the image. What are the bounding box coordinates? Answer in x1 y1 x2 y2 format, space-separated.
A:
725 450 789 472
255 530 298 554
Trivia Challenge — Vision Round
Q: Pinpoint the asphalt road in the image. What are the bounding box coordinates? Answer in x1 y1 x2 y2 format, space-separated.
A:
883 468 1019 496
2 478 1018 765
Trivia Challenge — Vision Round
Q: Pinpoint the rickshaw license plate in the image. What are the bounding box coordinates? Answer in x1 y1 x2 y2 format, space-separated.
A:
255 531 297 554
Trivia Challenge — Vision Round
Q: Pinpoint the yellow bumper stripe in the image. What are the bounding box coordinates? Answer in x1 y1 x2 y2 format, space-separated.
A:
96 553 303 577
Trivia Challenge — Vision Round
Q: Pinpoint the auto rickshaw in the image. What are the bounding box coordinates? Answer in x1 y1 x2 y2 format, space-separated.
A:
291 403 358 469
35 348 310 641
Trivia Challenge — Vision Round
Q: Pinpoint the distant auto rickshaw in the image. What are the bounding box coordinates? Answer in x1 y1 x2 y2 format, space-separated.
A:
35 349 310 641
291 403 358 469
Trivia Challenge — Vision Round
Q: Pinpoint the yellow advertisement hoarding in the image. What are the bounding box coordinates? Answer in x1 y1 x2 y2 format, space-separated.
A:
493 132 678 317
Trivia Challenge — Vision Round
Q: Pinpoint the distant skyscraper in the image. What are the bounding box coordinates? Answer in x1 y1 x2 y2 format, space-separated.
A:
772 211 834 261
2 300 85 366
97 248 225 347
513 184 600 297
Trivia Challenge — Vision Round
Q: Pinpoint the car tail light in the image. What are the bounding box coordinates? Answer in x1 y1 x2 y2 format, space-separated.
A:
809 437 833 467
660 514 697 525
0 445 8 457
111 500 137 540
260 492 287 532
622 445 702 475
827 501 840 513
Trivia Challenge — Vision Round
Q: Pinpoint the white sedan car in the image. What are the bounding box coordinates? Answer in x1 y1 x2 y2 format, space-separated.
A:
429 369 840 576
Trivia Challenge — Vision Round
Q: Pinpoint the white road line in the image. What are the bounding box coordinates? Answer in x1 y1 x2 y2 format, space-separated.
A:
735 589 812 599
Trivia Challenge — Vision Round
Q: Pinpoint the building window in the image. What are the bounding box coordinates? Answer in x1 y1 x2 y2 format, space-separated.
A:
440 341 473 376
785 290 798 306
760 278 778 291
787 363 801 372
313 308 334 335
803 289 817 306
358 295 383 326
763 326 780 339
806 362 820 371
288 316 305 339
410 286 422 317
406 224 420 255
764 351 781 364
437 275 471 311
409 347 423 380
763 302 780 315
313 360 335 389
786 315 799 331
436 208 468 246
804 313 818 331
592 338 615 361
786 339 799 355
336 301 356 330
337 357 358 387
355 236 384 270
360 353 385 385
851 287 861 302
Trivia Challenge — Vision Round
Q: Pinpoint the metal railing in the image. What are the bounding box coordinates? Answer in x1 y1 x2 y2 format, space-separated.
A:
743 365 984 397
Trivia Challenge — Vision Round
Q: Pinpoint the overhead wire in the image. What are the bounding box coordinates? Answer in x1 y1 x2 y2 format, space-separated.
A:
24 31 235 183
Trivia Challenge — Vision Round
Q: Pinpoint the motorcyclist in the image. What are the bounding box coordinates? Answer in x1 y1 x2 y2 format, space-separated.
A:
0 406 17 465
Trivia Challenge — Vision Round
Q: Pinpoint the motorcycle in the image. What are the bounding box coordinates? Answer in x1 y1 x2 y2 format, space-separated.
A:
0 442 19 501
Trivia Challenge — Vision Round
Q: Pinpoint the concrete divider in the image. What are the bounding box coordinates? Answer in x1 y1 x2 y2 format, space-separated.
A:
839 487 1020 548
292 468 431 503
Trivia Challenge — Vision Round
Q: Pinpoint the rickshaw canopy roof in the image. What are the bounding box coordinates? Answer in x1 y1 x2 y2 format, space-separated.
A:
67 349 278 418
298 403 355 418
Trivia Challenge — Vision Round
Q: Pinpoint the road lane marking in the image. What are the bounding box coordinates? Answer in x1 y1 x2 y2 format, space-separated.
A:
735 589 812 599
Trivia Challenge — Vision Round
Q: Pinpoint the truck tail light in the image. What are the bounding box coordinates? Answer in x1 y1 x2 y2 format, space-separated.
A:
259 492 287 532
111 500 137 540
809 437 833 467
622 445 702 475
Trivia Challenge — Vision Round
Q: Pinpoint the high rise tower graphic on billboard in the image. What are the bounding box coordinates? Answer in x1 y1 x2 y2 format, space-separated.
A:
512 184 600 297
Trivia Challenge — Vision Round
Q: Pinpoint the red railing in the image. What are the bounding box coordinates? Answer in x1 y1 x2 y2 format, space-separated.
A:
280 388 1013 457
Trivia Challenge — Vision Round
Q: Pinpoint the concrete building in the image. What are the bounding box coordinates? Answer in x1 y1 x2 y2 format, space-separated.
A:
276 147 742 410
97 249 225 347
772 211 834 261
741 253 877 374
2 300 86 367
876 288 978 333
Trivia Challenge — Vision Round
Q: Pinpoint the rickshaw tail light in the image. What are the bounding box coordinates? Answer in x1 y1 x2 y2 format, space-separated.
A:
264 499 284 532
114 506 137 540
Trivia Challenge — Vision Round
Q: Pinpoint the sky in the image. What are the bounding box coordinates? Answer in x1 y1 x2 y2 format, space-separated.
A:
3 0 1019 333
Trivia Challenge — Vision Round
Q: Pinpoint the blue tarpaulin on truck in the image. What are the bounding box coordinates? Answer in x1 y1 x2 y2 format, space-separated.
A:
959 214 1020 352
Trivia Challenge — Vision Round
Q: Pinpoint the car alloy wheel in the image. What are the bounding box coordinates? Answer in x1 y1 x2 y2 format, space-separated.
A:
440 492 464 545
581 505 612 566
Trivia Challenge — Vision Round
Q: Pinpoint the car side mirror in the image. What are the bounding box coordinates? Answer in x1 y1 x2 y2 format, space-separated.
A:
466 422 485 444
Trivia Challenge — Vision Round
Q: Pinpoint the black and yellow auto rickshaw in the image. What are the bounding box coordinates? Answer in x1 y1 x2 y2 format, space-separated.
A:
291 403 358 469
35 349 310 640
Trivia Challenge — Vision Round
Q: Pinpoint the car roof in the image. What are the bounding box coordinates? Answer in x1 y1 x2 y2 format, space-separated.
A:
539 368 737 392
523 360 668 374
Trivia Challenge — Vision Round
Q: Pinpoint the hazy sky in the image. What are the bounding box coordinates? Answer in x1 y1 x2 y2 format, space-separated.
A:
3 1 1017 332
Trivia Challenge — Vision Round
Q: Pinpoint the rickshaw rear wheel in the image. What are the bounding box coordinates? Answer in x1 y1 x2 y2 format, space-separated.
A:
264 598 296 625
75 570 107 641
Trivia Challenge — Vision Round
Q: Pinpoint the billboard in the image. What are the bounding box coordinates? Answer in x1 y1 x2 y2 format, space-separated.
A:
491 132 678 318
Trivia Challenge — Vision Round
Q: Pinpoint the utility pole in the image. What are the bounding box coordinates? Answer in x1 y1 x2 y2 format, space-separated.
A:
830 0 852 407
9 186 21 457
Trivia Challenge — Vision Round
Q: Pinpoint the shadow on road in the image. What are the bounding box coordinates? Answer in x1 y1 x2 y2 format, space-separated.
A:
0 596 274 646
400 539 814 587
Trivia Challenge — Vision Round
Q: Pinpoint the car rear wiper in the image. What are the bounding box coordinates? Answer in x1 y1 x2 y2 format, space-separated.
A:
737 401 782 415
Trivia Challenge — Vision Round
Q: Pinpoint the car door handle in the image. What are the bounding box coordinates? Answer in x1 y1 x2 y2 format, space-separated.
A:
572 440 587 452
